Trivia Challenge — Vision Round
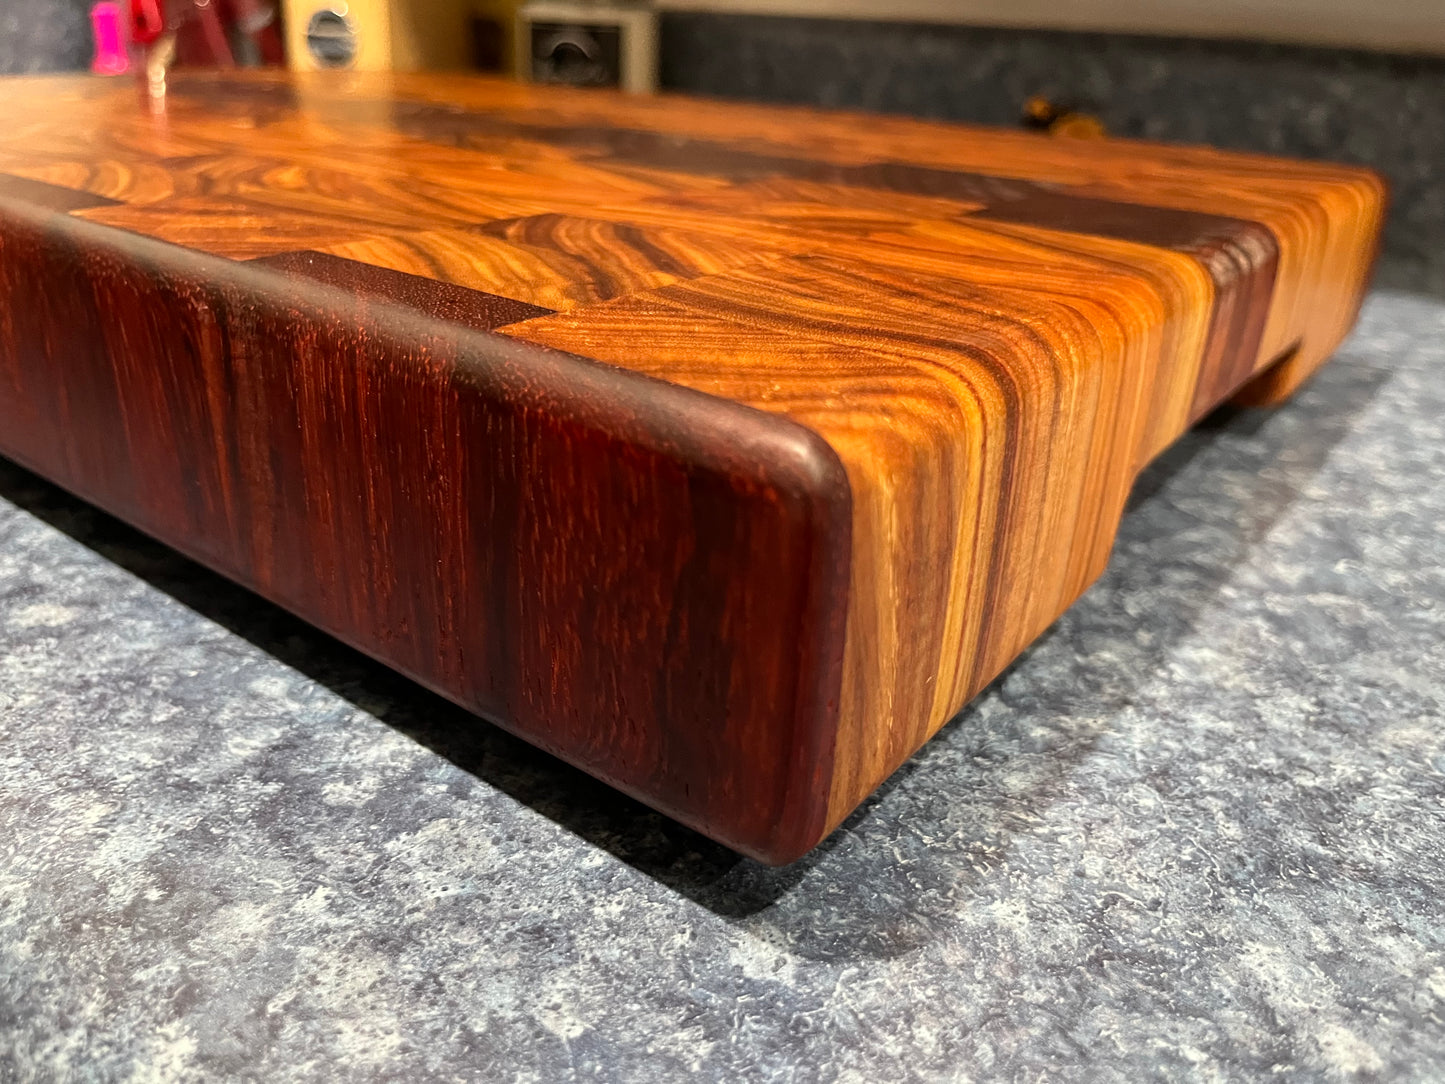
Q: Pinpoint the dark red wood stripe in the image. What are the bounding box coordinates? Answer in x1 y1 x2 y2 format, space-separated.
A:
251 250 555 331
0 173 123 213
972 191 1280 419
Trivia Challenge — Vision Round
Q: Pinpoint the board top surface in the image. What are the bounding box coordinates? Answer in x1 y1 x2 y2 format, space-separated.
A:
0 71 1379 357
0 72 1386 861
0 71 1385 483
0 71 1382 384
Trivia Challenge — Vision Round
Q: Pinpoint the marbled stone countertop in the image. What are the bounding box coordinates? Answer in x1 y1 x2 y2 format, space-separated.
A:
2 290 1443 1081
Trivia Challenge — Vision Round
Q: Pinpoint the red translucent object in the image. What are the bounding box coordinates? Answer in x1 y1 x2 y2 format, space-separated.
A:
129 0 165 44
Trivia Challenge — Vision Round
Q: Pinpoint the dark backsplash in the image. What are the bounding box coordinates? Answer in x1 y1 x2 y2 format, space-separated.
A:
5 5 1439 293
660 14 1445 295
0 0 92 74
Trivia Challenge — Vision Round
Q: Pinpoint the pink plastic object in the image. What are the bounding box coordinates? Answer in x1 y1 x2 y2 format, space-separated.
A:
90 2 131 75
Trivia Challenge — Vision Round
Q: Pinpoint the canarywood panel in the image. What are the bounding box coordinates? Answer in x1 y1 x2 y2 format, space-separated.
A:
0 71 1385 861
502 244 1147 830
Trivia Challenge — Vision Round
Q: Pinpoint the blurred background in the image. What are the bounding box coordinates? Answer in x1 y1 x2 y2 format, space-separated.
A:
2 0 1440 295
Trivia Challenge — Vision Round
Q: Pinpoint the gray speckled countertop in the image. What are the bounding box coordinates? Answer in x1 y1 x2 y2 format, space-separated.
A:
2 290 1444 1081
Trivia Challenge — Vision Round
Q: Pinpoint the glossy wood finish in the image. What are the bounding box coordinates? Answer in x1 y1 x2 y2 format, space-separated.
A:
0 73 1384 862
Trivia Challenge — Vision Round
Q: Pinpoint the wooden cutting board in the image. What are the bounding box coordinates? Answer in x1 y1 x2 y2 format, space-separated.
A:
0 72 1384 863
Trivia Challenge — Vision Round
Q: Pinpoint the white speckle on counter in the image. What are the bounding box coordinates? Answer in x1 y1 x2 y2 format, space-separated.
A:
7 602 77 629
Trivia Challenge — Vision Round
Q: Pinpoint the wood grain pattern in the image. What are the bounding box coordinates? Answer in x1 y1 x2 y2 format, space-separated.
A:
0 71 1385 862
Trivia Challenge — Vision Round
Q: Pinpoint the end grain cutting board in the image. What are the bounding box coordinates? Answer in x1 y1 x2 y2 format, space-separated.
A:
0 73 1385 863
